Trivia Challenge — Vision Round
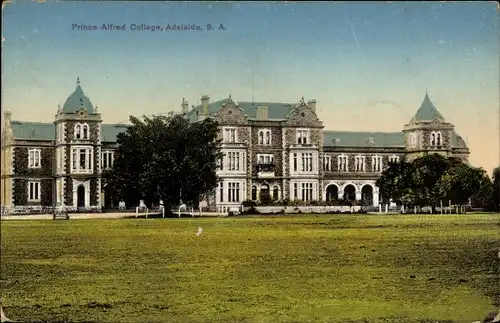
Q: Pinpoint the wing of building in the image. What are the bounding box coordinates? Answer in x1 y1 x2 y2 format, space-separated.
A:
0 79 470 212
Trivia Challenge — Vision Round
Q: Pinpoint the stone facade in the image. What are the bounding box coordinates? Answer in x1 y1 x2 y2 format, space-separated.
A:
0 84 471 213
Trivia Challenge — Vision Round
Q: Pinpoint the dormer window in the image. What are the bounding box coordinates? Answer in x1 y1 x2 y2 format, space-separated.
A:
258 129 271 145
297 129 309 145
368 137 375 144
334 137 340 144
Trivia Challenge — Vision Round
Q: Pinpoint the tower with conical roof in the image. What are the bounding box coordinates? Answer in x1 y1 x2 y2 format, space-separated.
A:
402 91 455 161
54 77 103 210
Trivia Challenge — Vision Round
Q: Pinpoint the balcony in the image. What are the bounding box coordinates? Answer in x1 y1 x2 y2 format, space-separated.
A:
256 163 276 178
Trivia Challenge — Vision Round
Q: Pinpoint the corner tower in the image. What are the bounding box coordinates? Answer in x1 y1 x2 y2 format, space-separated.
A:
54 77 103 210
402 91 454 161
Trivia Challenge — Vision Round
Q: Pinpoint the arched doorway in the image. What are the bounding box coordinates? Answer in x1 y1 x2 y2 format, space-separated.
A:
260 184 270 203
343 184 356 201
325 184 339 201
361 185 373 205
251 186 257 201
77 185 85 209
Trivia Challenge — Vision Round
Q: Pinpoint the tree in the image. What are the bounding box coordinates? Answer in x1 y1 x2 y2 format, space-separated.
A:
438 163 490 206
492 167 500 212
110 113 222 214
376 158 415 206
410 154 454 211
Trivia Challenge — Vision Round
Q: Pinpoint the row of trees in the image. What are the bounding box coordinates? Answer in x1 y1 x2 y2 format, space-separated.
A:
376 154 499 212
108 114 500 214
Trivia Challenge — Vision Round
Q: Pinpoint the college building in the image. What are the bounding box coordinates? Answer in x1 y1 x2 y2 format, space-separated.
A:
0 78 470 212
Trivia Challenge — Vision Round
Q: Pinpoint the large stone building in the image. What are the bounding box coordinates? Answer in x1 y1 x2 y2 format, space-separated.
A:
0 78 470 212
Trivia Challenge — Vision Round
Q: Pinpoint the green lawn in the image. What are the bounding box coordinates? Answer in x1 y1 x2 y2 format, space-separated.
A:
1 214 499 323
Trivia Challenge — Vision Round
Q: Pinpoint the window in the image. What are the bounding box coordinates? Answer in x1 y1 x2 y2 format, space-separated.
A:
293 183 298 199
273 186 279 200
251 186 257 200
293 153 298 171
431 131 443 146
436 132 442 146
323 155 331 172
71 147 93 173
338 155 348 172
301 153 313 172
372 155 383 172
258 129 271 145
220 183 224 202
101 150 114 170
301 183 314 201
257 154 273 164
389 155 400 163
219 155 224 170
224 127 237 143
28 149 41 169
28 181 41 201
368 137 375 144
228 152 240 171
74 123 90 140
355 155 365 172
227 182 240 202
409 133 418 148
75 124 81 139
297 129 309 145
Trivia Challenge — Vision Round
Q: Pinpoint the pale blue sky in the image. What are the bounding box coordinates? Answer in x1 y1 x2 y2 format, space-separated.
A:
2 1 499 173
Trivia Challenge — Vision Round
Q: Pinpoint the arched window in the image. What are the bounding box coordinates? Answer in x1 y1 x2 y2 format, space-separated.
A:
82 123 89 139
436 132 442 146
273 186 279 200
265 131 271 145
75 124 82 139
259 131 264 145
251 186 257 201
430 132 436 146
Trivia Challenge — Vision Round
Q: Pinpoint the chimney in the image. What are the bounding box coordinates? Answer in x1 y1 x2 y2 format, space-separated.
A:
256 106 268 120
308 99 317 112
200 95 210 115
3 110 12 130
181 98 189 114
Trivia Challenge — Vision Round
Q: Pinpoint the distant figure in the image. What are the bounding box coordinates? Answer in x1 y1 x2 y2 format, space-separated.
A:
118 200 126 211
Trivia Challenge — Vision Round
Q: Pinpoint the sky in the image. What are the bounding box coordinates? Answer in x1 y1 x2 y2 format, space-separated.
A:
2 1 499 174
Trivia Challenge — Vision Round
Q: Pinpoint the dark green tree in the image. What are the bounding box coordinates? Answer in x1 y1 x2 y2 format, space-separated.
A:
111 113 222 214
376 158 415 206
492 167 500 212
438 163 490 206
410 154 454 211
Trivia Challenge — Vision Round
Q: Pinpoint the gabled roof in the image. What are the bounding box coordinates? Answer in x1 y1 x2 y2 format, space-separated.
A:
411 93 445 122
185 98 296 121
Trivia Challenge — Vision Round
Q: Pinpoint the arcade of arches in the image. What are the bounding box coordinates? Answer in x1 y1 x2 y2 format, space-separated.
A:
324 183 379 206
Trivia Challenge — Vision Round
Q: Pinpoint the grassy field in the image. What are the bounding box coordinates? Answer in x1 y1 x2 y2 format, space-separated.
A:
1 214 499 323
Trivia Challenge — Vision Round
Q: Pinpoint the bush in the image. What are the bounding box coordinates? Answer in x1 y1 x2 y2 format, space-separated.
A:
242 200 256 207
